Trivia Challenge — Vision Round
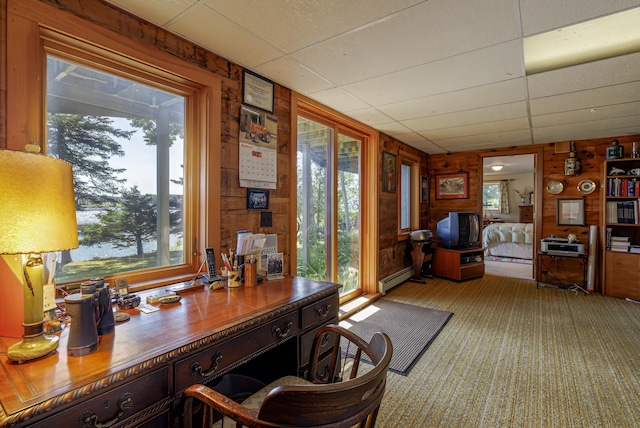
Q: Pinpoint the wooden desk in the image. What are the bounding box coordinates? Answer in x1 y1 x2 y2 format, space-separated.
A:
0 276 340 427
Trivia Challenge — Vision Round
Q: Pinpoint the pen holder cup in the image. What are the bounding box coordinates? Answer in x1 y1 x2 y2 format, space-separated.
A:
245 263 258 287
227 270 242 288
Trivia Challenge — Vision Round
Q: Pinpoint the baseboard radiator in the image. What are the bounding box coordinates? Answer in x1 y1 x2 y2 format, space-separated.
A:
378 266 413 295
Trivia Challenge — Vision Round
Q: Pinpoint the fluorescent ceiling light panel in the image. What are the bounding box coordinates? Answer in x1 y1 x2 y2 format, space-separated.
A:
524 7 640 75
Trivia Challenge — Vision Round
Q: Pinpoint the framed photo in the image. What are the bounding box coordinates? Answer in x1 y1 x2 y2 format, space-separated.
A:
382 151 397 193
247 188 269 210
242 70 274 113
556 198 586 226
435 173 468 199
420 175 429 204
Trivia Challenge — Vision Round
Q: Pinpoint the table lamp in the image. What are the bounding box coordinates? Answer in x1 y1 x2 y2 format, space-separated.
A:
0 145 78 363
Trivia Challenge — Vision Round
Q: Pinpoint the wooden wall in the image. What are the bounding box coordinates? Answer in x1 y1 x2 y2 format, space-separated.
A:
430 135 640 290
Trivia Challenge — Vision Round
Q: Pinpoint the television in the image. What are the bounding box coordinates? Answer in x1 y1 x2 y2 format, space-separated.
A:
437 212 481 250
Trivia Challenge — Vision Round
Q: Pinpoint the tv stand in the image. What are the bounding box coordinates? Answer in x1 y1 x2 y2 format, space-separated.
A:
433 247 484 281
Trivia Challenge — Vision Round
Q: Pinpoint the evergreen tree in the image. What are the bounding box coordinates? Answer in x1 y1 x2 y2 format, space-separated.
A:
47 114 133 264
47 114 133 205
80 186 158 257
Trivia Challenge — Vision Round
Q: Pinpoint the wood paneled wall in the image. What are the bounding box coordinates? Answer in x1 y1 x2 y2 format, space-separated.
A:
430 135 640 289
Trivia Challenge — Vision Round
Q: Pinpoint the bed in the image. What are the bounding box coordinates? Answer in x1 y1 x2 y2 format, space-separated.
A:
482 222 534 260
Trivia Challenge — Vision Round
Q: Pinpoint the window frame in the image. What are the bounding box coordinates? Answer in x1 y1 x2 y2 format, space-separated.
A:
398 150 420 238
7 1 221 290
291 93 378 298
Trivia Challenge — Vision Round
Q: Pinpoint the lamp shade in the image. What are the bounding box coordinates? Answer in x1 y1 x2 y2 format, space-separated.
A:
0 149 79 254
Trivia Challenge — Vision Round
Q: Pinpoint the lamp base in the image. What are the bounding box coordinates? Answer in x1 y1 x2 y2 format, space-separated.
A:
7 321 59 364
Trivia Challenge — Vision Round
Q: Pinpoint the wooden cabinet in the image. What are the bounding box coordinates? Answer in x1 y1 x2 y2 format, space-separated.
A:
0 277 340 427
601 158 640 298
519 205 533 223
433 247 484 281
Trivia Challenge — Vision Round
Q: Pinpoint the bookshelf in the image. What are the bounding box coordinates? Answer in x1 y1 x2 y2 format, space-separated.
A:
601 158 640 299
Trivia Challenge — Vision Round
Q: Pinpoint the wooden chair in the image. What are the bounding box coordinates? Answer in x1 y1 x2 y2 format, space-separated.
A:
183 324 393 428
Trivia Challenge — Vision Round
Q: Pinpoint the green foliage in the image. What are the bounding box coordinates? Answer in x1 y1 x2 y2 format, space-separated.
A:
80 186 159 257
130 118 184 146
55 250 183 283
47 114 131 205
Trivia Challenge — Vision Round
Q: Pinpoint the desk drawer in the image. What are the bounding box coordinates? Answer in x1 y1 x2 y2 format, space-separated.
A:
175 312 300 391
301 294 339 329
300 317 339 366
31 367 169 428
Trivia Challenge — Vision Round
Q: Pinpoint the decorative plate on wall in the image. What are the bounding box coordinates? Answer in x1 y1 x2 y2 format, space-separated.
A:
546 180 564 194
577 179 596 194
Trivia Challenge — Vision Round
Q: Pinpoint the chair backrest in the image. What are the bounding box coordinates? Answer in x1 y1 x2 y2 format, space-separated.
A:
257 325 393 427
182 324 393 428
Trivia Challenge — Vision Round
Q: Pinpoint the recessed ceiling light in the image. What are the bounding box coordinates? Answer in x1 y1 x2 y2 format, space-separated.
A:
523 7 640 75
491 165 504 171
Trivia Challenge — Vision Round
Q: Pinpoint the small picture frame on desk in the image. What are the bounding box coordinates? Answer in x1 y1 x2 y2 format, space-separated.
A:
556 198 585 226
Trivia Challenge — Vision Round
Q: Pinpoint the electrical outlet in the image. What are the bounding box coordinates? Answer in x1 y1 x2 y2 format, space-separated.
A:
260 211 273 228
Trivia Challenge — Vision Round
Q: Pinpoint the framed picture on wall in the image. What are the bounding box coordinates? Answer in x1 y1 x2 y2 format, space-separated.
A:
420 175 429 203
435 173 468 199
556 198 585 226
382 151 397 193
247 188 269 210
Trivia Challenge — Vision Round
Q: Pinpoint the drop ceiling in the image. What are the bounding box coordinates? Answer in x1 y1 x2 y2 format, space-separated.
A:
104 0 640 154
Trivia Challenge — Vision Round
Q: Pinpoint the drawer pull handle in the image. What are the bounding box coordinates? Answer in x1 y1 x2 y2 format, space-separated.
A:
272 320 293 338
79 392 133 428
190 351 223 378
316 304 331 318
319 332 330 348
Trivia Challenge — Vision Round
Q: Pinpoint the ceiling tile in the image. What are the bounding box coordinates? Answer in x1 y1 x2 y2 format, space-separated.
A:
402 102 529 132
527 52 640 98
291 0 518 86
203 0 423 54
167 4 285 68
529 81 640 115
104 0 197 26
253 57 335 94
519 0 640 36
344 41 524 106
532 101 640 127
307 88 371 113
376 79 527 121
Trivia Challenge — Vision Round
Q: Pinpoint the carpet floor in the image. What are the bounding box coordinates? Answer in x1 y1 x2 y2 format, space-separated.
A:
339 300 452 375
373 275 640 427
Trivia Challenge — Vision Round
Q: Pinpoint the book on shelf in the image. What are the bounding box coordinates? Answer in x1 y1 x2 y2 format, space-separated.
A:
630 246 640 254
610 247 629 252
611 236 630 242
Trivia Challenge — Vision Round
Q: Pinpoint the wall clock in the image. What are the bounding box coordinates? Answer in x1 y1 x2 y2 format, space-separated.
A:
546 180 564 194
578 179 596 194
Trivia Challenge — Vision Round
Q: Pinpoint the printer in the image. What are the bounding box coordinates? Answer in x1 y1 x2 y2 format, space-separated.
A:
541 237 584 257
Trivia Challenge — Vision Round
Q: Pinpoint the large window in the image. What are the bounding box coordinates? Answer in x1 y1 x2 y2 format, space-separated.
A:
8 3 221 288
293 96 377 299
296 117 361 295
399 151 420 235
46 57 186 283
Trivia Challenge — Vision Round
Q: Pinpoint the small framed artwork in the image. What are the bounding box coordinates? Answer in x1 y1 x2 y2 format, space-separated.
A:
557 198 586 226
435 173 468 199
420 175 429 204
247 188 269 210
242 70 274 113
382 151 397 193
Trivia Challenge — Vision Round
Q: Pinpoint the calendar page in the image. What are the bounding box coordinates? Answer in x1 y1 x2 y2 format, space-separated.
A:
239 142 277 186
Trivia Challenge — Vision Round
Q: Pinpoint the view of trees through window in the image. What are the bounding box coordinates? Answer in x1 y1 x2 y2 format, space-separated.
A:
46 56 186 284
296 117 361 294
483 183 501 210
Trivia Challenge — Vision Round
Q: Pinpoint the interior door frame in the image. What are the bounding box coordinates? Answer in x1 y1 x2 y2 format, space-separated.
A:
479 147 544 277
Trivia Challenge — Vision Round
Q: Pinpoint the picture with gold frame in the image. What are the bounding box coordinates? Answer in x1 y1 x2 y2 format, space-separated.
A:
435 173 468 199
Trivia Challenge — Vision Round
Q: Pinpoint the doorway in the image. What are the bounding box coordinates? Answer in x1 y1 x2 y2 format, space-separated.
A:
481 154 537 280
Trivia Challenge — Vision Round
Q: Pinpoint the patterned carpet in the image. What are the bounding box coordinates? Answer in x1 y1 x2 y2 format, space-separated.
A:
374 275 640 427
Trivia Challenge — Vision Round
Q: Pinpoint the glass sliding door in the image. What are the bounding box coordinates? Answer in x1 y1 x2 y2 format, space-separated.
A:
296 116 361 295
